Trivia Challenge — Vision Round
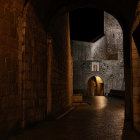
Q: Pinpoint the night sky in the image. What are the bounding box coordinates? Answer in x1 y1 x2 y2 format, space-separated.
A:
70 8 104 42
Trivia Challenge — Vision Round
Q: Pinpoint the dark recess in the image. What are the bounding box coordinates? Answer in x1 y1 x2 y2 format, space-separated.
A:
133 23 140 54
70 8 104 42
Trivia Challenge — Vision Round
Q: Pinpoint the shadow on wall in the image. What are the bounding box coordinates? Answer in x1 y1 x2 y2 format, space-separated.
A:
133 23 140 54
88 76 104 96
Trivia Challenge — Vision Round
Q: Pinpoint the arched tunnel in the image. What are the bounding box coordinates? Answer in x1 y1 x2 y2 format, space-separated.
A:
0 0 140 139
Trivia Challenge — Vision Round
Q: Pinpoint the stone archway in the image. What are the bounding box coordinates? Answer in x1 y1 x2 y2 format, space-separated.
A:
45 1 134 120
88 76 104 96
0 0 139 138
23 0 133 123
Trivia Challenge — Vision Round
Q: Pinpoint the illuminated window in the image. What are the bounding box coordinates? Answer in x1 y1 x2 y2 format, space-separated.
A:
92 62 99 71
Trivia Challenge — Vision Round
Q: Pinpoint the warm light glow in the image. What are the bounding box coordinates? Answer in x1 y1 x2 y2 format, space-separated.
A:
95 76 103 83
93 96 107 110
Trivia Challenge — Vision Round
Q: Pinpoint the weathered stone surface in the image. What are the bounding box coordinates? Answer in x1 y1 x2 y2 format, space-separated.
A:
104 12 123 59
72 12 124 96
9 97 140 140
132 26 140 132
71 36 108 61
73 60 124 95
47 12 73 115
0 0 139 138
0 1 24 138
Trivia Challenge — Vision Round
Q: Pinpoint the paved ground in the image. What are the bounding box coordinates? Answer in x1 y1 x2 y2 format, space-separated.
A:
9 97 140 140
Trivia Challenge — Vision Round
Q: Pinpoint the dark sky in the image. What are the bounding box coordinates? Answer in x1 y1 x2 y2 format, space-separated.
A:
70 8 104 42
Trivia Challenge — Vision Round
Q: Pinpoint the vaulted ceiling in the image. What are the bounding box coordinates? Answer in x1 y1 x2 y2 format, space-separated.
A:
28 0 138 31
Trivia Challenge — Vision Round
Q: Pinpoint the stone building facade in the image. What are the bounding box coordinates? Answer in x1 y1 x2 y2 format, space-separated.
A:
71 12 125 96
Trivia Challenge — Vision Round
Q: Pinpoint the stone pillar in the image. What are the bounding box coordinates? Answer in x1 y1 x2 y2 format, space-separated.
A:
46 35 53 116
67 13 73 106
123 30 133 120
132 35 140 131
131 0 140 132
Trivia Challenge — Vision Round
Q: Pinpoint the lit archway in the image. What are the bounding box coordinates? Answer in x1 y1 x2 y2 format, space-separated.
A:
88 76 104 96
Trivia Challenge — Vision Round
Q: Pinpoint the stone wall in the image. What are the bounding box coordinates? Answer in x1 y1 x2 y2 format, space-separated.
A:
48 13 73 115
20 2 73 125
132 37 140 131
20 3 47 126
73 60 124 95
72 12 124 96
0 1 49 138
0 1 25 139
0 1 73 138
0 0 139 137
131 0 140 132
71 36 108 60
104 12 123 60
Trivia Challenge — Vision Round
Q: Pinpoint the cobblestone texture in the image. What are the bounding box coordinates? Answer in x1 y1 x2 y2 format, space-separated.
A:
9 97 140 140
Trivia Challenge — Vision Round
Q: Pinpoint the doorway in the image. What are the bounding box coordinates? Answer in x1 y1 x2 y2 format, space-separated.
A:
88 76 104 96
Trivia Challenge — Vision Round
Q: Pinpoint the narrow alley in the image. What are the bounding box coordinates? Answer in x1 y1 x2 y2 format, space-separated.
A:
0 1 140 139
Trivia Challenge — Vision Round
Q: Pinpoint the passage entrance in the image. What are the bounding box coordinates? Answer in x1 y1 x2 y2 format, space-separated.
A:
88 76 104 96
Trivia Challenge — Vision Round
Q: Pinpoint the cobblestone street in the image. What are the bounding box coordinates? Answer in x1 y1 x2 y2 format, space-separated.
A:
9 97 140 140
